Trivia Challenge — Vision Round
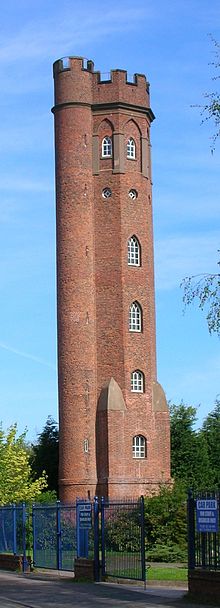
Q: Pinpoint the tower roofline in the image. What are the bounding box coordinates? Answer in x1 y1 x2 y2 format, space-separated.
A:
53 56 152 111
53 56 150 90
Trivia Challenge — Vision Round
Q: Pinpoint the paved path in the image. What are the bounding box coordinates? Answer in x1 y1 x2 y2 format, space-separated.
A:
0 571 214 608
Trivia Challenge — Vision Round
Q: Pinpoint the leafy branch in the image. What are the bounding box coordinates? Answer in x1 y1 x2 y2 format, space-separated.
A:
192 36 220 152
181 257 220 336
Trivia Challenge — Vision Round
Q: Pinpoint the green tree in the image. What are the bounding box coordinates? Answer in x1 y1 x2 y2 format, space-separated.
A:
31 416 59 495
200 399 220 486
0 424 47 505
181 255 220 337
170 403 212 489
144 482 188 562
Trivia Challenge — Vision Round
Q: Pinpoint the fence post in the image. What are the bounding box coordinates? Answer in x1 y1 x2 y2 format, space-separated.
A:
94 496 100 582
101 497 106 578
56 501 62 570
12 504 17 555
140 496 146 585
22 503 28 572
187 489 195 570
32 504 36 568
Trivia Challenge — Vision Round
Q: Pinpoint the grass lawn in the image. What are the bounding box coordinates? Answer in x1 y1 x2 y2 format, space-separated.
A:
147 565 187 581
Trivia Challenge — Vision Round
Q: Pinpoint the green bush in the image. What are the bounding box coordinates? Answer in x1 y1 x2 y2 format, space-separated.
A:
146 541 187 562
101 483 188 561
144 481 187 558
104 507 140 552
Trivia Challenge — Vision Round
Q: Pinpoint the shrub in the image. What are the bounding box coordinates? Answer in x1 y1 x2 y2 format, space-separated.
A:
146 541 187 562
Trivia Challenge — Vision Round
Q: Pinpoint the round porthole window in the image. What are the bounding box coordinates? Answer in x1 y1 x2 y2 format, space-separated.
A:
129 189 138 200
102 188 112 199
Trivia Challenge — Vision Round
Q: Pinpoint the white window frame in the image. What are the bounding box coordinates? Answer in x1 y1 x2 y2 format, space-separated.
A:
127 137 136 159
129 301 142 332
102 136 112 158
131 370 144 393
129 189 138 200
128 236 140 266
102 187 112 199
84 439 89 453
132 435 146 458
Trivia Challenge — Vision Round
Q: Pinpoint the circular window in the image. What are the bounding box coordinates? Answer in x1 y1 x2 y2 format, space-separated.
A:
129 189 138 200
102 188 112 199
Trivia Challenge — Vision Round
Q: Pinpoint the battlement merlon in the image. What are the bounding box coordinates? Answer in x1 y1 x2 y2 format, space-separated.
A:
52 57 155 122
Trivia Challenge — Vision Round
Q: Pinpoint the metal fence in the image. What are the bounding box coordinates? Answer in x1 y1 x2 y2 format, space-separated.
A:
99 496 145 581
33 503 64 570
188 490 220 570
0 503 29 570
0 497 145 581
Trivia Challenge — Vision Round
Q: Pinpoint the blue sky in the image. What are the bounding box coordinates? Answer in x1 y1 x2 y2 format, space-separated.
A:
0 0 219 440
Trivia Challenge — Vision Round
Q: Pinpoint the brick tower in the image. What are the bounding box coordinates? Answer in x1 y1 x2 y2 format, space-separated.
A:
52 57 170 501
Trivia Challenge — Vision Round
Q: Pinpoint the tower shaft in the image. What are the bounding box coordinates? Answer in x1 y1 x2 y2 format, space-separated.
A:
52 57 170 500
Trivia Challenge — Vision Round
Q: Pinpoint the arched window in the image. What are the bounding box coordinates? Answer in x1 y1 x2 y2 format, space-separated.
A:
129 301 142 332
132 435 146 458
128 236 140 266
102 136 112 157
131 370 144 393
127 137 136 159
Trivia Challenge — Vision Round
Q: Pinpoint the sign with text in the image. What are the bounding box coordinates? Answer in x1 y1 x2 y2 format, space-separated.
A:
78 503 92 530
196 499 219 533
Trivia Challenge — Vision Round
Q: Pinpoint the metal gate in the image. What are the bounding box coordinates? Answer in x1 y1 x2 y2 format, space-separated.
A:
0 497 145 580
33 502 77 570
32 500 94 571
97 496 146 582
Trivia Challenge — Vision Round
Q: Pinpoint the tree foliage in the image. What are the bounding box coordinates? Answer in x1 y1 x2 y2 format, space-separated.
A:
170 403 212 490
181 255 220 337
144 482 187 562
142 399 220 561
31 416 59 495
201 399 220 486
200 36 220 151
0 424 47 505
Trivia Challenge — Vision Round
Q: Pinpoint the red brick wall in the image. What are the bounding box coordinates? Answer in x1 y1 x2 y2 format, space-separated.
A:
0 554 31 572
52 57 170 501
188 570 220 602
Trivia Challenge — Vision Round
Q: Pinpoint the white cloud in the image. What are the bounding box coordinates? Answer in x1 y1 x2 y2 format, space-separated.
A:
0 341 56 369
0 6 150 64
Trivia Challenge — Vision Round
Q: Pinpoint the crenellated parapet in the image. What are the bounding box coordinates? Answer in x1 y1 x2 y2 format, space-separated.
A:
52 56 154 120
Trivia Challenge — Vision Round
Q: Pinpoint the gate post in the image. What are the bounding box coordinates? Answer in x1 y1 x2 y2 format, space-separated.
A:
101 497 106 578
56 501 62 570
32 504 36 568
187 489 195 570
140 496 146 584
94 496 100 582
22 503 29 572
12 504 17 555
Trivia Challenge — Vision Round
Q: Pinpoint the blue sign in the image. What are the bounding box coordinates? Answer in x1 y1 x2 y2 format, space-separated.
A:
196 499 219 533
79 504 92 530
